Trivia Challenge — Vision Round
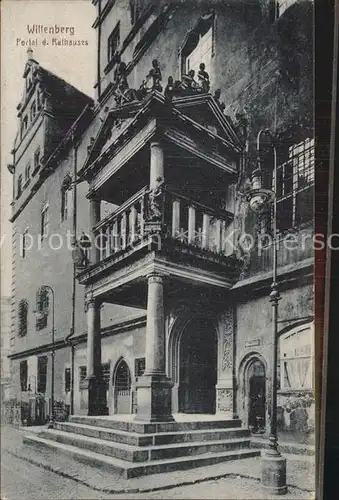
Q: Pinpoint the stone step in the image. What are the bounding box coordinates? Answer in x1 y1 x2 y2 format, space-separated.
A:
55 421 249 447
54 422 153 447
69 415 242 434
37 428 251 462
23 432 260 479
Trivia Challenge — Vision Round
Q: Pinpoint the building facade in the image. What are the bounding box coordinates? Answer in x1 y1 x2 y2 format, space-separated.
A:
8 0 314 442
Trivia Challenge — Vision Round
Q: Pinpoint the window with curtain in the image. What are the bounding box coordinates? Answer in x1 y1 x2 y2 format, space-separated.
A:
280 324 313 390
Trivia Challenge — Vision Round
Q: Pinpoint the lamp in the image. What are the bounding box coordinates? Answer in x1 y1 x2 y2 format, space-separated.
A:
245 129 287 495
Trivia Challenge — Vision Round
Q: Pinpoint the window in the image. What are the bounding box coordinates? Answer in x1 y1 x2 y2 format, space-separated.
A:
37 356 48 393
135 357 145 377
181 14 214 79
36 287 49 330
278 0 297 17
41 202 49 240
64 368 71 392
101 363 110 390
17 174 23 198
33 147 41 173
21 116 28 138
25 163 31 184
280 324 314 390
61 176 72 222
79 366 87 389
30 101 36 121
21 228 29 258
130 0 141 24
107 23 120 63
18 299 28 337
276 138 314 232
20 360 28 391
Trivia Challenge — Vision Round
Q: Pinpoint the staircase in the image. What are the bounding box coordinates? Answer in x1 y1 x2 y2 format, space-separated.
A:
23 415 260 479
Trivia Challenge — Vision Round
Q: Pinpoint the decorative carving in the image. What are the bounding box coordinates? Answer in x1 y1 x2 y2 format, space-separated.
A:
164 76 175 101
146 180 165 225
213 89 226 112
222 306 234 373
113 62 139 106
197 63 210 93
217 389 233 412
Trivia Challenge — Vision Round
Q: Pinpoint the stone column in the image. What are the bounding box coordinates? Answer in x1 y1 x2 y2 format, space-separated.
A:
150 141 164 189
188 206 196 244
135 273 174 422
85 296 106 415
216 302 238 419
89 197 101 264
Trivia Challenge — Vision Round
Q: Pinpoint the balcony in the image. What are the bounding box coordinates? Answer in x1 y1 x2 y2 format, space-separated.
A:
77 186 240 297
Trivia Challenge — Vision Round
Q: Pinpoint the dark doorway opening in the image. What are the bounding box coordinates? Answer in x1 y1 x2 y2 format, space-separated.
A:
114 359 131 414
248 359 266 433
179 318 217 414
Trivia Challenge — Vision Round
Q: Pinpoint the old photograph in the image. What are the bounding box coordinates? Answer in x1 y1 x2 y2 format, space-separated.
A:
1 0 315 498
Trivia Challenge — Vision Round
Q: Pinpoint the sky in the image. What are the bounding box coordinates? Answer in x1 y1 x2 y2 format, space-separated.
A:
1 0 97 296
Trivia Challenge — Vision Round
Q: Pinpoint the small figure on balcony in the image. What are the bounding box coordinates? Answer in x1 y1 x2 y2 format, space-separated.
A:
164 76 175 101
198 63 210 93
181 69 200 93
149 59 162 92
113 61 139 105
213 89 226 112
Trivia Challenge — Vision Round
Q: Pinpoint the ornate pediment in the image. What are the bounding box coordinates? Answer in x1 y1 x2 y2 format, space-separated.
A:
173 94 244 149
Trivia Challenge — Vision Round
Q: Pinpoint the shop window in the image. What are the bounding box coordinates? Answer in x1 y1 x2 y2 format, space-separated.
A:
20 360 28 391
36 287 49 330
280 324 314 390
18 299 28 337
65 368 71 393
37 356 48 393
107 23 120 63
275 138 314 233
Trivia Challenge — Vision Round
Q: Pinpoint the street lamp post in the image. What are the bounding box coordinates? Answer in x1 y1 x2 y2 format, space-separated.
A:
36 285 55 429
246 129 287 495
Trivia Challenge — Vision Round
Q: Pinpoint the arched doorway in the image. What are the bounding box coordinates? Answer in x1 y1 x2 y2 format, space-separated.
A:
113 359 132 414
247 359 266 434
178 318 217 414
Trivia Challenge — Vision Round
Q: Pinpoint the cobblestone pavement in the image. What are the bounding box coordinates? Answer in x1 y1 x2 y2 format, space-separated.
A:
1 424 315 500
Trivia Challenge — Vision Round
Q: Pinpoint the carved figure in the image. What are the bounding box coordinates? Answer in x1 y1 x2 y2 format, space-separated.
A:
214 88 226 112
197 63 210 93
164 76 175 101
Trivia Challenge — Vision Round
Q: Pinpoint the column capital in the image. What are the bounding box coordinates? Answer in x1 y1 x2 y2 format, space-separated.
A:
84 294 102 312
147 272 164 285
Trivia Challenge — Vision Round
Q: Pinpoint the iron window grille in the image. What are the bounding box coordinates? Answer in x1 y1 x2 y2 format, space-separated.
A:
18 299 28 337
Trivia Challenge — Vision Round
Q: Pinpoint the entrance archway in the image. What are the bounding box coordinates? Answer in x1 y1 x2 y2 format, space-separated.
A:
178 318 217 414
247 358 266 433
113 358 132 414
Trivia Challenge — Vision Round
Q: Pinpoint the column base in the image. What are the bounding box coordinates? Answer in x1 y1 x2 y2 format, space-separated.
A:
83 376 108 416
261 449 287 495
134 374 174 423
